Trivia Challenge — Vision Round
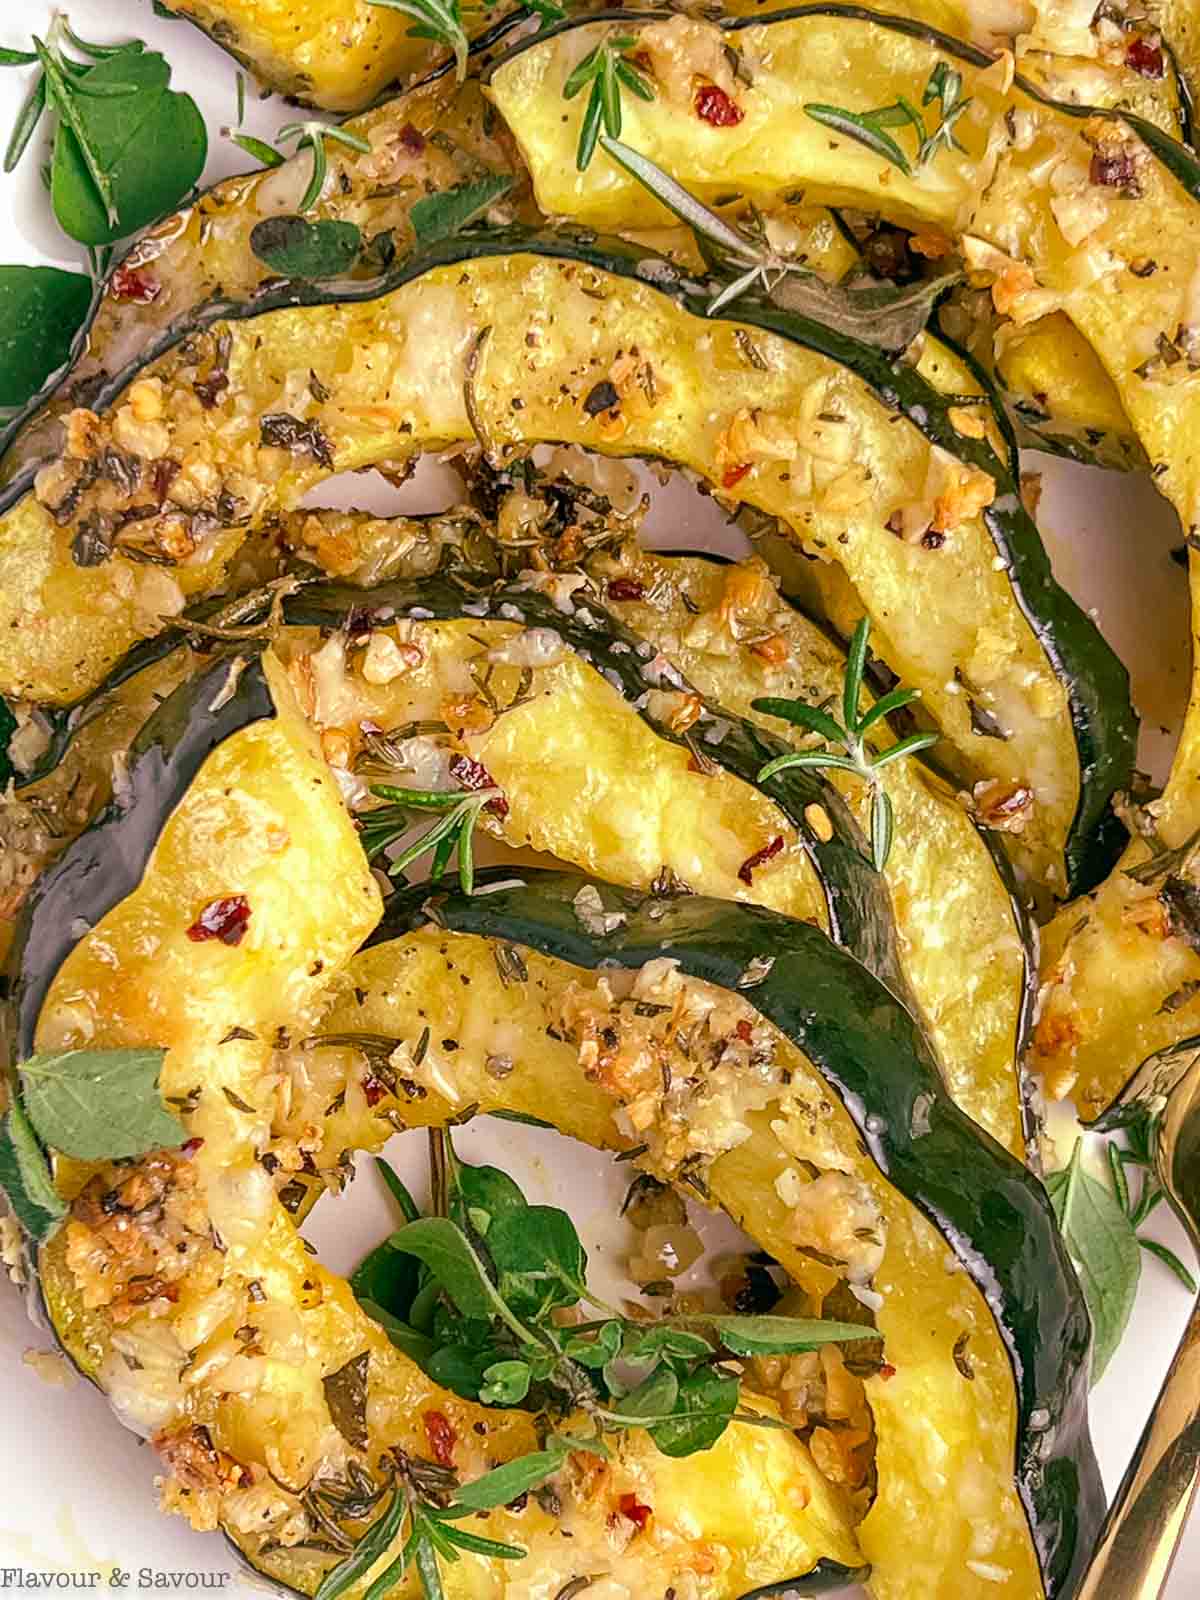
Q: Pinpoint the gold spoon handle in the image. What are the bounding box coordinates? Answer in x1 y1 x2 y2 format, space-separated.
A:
1077 1296 1200 1600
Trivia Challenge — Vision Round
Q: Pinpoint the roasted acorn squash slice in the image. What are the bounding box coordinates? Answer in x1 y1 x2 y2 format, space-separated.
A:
9 621 871 1600
291 868 1102 1600
0 235 1133 900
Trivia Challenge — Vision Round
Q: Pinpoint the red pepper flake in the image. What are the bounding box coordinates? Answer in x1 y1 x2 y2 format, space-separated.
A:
735 1018 754 1043
1089 149 1138 189
606 577 646 602
1126 36 1165 78
399 121 426 153
362 1075 389 1107
618 1492 652 1530
737 835 784 885
186 895 252 947
424 1410 457 1467
694 84 744 127
722 462 752 490
110 264 161 304
879 1362 897 1381
448 754 509 818
180 1137 205 1158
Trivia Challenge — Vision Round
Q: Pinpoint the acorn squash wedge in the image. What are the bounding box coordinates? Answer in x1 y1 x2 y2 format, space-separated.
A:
0 234 1134 900
0 44 522 489
289 866 1102 1600
154 0 511 111
3 544 1028 1154
9 652 867 1600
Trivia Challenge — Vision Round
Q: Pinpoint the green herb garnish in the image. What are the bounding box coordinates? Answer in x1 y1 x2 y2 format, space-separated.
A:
0 265 92 408
327 1131 874 1596
752 617 938 870
1 18 206 244
805 60 972 179
361 776 506 895
599 135 958 341
249 214 364 278
18 1045 184 1160
563 34 654 171
409 174 515 246
275 120 373 213
367 0 471 81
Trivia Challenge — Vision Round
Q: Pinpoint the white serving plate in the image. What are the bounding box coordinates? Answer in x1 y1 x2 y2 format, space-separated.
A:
0 3 1197 1593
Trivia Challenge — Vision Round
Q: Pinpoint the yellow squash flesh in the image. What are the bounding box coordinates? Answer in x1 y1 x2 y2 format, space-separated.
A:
299 928 1040 1600
0 253 1078 894
33 652 863 1599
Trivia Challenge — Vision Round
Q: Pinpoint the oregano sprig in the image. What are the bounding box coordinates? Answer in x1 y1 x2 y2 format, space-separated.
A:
805 60 973 179
1109 1111 1197 1293
753 616 938 870
563 35 654 171
1 17 206 244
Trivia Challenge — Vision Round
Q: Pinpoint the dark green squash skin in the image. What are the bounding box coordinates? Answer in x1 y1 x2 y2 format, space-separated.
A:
3 649 272 1064
375 865 1104 1600
0 221 1135 895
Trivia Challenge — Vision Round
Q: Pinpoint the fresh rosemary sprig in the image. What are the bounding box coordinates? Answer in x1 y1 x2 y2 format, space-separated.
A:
563 35 654 171
275 120 373 212
805 60 973 179
367 0 471 81
752 617 938 871
360 779 504 894
598 136 957 342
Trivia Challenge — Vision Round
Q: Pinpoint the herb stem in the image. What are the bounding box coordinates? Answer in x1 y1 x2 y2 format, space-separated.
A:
33 36 119 225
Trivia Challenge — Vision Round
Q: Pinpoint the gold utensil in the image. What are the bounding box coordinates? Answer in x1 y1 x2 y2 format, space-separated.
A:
1076 1043 1200 1599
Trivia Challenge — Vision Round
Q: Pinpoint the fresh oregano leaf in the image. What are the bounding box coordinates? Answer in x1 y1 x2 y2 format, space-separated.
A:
357 1299 435 1365
699 1315 878 1357
625 1326 713 1363
49 50 207 245
449 1157 526 1238
0 265 92 406
650 1366 739 1457
351 1238 422 1321
1046 1140 1141 1383
249 214 363 280
409 175 514 246
19 1047 184 1160
388 1216 529 1337
451 1442 573 1512
563 1319 623 1369
487 1204 587 1319
427 1341 499 1401
611 1363 679 1422
0 1103 67 1238
322 1351 370 1451
479 1359 532 1405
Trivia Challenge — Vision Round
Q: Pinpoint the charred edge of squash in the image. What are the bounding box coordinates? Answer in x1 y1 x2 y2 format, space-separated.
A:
374 865 1105 1599
4 649 273 1062
0 224 1138 893
0 8 529 477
